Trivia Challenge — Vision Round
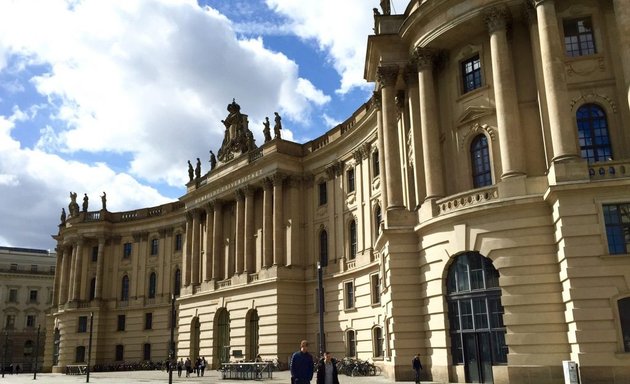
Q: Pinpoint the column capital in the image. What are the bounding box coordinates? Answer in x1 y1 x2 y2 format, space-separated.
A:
262 177 273 190
403 64 418 86
272 173 286 186
411 47 438 70
376 65 399 88
325 161 344 179
372 91 382 110
529 0 552 8
243 185 255 197
522 1 537 26
484 6 510 34
353 143 370 162
235 189 245 201
286 176 301 189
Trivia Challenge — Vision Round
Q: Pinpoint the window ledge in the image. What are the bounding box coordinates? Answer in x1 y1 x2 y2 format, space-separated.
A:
456 84 490 103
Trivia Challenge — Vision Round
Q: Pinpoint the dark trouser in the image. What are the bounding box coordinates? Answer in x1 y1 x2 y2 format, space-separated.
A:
414 369 421 383
292 377 310 384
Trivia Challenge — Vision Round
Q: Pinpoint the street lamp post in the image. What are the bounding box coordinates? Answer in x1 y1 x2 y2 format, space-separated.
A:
317 262 326 357
86 312 94 383
2 330 7 378
33 324 41 380
169 294 176 384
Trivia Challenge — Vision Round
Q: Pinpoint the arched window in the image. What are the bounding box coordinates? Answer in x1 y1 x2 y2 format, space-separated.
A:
349 220 357 260
89 277 96 301
148 272 157 299
214 309 231 366
447 252 506 383
346 330 356 357
319 230 328 267
372 327 384 358
121 275 129 301
577 103 612 163
174 268 181 297
470 135 492 188
246 309 260 360
618 297 630 352
372 150 380 177
375 205 382 235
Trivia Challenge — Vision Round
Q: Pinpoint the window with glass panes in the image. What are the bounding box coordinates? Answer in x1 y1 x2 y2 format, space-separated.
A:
344 281 355 309
145 313 153 330
123 243 132 259
8 288 17 303
150 238 159 255
563 17 596 57
92 246 98 262
373 327 384 357
78 316 87 333
318 182 327 205
577 104 611 163
175 233 183 251
603 203 630 255
29 290 38 303
148 272 157 298
372 150 380 177
117 315 126 331
346 330 356 357
471 135 492 188
462 55 482 93
447 252 507 365
349 220 357 260
618 297 630 352
371 274 381 305
115 345 124 361
121 275 129 301
76 346 86 362
347 168 355 192
143 343 151 361
319 230 328 267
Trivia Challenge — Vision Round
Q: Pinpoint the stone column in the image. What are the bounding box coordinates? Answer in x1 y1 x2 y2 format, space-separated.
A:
286 177 300 266
67 245 76 301
404 66 426 206
485 6 526 178
273 174 285 266
212 201 224 280
52 248 63 306
244 188 255 273
183 213 193 287
235 189 245 275
613 0 630 111
532 0 578 161
377 65 405 210
60 246 71 305
71 240 83 301
191 210 201 285
373 92 388 208
204 204 214 282
94 238 106 300
262 178 273 268
413 48 445 199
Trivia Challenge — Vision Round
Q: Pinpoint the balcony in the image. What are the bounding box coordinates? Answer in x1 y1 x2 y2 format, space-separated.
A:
588 160 630 181
436 186 499 216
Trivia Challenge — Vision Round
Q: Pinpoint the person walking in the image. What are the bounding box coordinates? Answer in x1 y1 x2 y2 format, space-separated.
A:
177 359 183 377
290 340 314 384
316 352 339 384
200 357 206 376
184 357 191 377
412 354 423 384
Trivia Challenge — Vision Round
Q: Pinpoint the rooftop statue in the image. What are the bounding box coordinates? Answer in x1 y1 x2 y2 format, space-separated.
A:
209 150 217 170
60 208 66 224
217 99 257 162
68 192 79 217
263 117 272 143
273 112 282 139
195 158 201 179
188 160 194 182
101 191 107 211
82 193 89 213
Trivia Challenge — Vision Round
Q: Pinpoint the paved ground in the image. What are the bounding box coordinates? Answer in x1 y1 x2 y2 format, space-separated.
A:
0 369 454 383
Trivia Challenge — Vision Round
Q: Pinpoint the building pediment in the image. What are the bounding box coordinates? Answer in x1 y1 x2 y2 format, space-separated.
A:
456 106 494 126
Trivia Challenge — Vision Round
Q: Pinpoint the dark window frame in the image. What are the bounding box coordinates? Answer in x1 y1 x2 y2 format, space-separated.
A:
150 238 159 256
117 314 126 332
461 54 482 93
148 272 157 299
563 17 597 57
145 313 153 330
121 275 130 301
349 220 357 260
618 297 630 352
318 181 327 206
347 168 355 193
603 203 630 255
78 316 88 333
123 243 132 259
470 134 492 188
577 104 612 164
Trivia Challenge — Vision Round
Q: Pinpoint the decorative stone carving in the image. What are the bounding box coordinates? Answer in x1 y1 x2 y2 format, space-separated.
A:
411 47 438 70
459 123 497 149
372 91 382 110
403 65 418 85
484 6 510 33
235 189 245 201
376 65 399 88
570 92 618 113
217 99 257 163
325 161 344 179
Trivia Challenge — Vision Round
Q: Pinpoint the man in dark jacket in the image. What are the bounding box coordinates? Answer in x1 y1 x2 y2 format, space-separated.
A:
290 340 314 384
412 354 423 384
316 352 339 384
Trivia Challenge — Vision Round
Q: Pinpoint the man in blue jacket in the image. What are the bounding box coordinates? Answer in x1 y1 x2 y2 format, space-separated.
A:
290 340 314 384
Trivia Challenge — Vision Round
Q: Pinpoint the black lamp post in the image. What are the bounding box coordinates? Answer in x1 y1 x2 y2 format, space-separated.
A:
86 312 94 383
169 294 176 384
2 330 7 378
317 262 326 357
33 324 41 379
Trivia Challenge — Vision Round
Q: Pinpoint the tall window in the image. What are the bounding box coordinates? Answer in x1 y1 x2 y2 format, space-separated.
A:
618 298 630 352
372 150 380 177
123 243 132 259
347 168 355 193
121 275 130 301
346 330 356 357
143 343 151 361
577 104 611 163
29 290 38 303
5 315 15 329
371 274 381 305
344 281 355 310
373 327 384 358
75 346 86 363
26 315 36 328
89 278 96 301
77 316 87 333
117 315 126 331
318 181 327 205
145 313 153 330
471 135 492 188
91 246 98 262
462 55 482 93
247 310 260 360
349 220 357 260
174 268 181 297
564 17 596 57
375 205 382 235
175 233 183 251
148 272 157 299
603 203 630 254
319 230 328 267
8 288 17 303
150 238 159 256
115 345 124 361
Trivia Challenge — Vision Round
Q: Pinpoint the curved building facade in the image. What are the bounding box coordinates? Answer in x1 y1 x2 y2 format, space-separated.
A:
46 1 630 383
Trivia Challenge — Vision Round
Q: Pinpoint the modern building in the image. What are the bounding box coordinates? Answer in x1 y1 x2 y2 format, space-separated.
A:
46 1 630 383
0 246 56 373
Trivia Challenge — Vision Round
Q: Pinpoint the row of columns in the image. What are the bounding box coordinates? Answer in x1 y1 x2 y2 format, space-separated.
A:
182 174 297 288
54 238 107 307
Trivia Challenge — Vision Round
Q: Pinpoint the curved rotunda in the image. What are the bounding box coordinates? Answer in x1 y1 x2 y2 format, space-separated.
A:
46 1 630 383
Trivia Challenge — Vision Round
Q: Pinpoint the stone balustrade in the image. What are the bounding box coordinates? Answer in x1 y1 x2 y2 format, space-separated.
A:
588 160 630 180
436 186 499 216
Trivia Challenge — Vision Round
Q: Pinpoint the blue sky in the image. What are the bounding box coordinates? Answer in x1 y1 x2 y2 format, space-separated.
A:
0 0 408 250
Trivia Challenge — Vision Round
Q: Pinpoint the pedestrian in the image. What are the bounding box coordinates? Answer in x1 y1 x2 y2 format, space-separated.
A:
290 340 314 384
185 357 191 377
412 354 423 384
177 358 183 377
196 357 201 376
200 357 207 376
316 351 339 384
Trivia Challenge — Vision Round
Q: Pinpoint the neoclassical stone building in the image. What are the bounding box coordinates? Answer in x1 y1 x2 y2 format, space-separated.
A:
46 0 630 383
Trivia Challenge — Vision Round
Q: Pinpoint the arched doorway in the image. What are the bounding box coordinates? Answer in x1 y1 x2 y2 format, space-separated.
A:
245 309 259 360
446 252 507 383
213 308 230 367
190 317 200 362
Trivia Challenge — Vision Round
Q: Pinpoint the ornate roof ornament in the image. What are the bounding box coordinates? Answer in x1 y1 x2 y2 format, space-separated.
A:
217 99 257 163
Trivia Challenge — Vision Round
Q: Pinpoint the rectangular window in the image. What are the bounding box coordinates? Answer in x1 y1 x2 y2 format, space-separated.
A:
91 246 98 262
31 264 38 272
603 203 630 254
150 239 159 256
371 274 381 305
78 316 88 333
344 281 355 310
347 168 355 193
26 315 36 328
117 315 126 331
76 346 86 363
5 315 15 329
115 345 124 361
29 290 38 303
145 313 153 330
175 233 183 251
8 288 17 303
372 151 380 177
123 243 132 259
318 182 327 205
143 343 151 361
564 17 596 57
462 54 482 93
50 266 56 274
10 263 17 271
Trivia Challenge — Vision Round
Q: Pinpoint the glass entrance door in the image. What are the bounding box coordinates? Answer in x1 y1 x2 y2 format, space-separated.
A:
463 332 494 383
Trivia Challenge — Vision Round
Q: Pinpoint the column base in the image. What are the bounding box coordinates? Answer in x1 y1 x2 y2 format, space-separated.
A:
547 158 589 184
385 207 416 227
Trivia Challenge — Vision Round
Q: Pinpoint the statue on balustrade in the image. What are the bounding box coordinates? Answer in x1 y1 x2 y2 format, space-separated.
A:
209 150 217 170
195 158 201 179
273 112 282 139
263 117 272 142
101 191 107 211
188 160 194 182
82 193 89 212
68 192 79 217
217 99 257 162
60 208 66 224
